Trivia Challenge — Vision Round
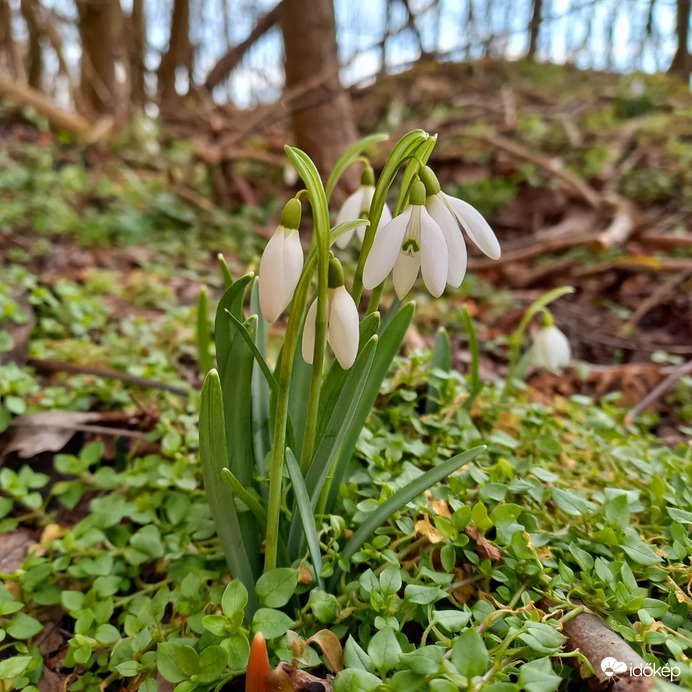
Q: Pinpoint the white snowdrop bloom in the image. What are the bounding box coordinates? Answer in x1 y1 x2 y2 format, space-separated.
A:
532 319 571 373
335 165 393 249
302 259 360 369
258 198 303 323
420 166 501 262
363 181 448 299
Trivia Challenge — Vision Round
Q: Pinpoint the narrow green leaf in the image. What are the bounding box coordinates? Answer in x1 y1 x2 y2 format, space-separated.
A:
217 253 234 287
214 272 253 374
325 301 415 511
461 306 482 410
249 280 272 477
199 370 258 613
315 312 380 448
425 327 452 414
221 468 267 525
285 448 325 589
196 287 214 376
217 315 262 576
329 445 486 587
288 335 378 557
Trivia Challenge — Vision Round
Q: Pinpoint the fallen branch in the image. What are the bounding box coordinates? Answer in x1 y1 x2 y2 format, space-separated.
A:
625 358 692 425
591 198 638 250
0 76 90 134
457 130 603 209
559 610 657 690
204 3 281 91
28 358 189 396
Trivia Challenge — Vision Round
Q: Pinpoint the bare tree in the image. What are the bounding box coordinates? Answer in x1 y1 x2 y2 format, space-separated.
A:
528 0 543 59
77 0 118 116
0 0 21 78
157 0 192 106
669 0 691 77
280 0 357 181
20 0 43 89
127 0 147 106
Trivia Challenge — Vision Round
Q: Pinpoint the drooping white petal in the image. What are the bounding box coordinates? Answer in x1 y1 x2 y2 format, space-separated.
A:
393 249 421 299
335 189 365 249
327 286 360 369
259 226 303 323
419 207 448 298
363 207 412 290
426 195 467 287
301 299 318 365
443 193 501 260
532 325 571 372
357 201 394 242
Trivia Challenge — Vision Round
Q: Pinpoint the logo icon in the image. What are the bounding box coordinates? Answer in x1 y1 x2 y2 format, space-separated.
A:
601 658 627 678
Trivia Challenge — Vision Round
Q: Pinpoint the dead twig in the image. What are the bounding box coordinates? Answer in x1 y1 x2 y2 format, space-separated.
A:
457 130 603 209
591 198 638 250
625 358 692 426
623 268 692 333
28 358 189 396
559 610 657 691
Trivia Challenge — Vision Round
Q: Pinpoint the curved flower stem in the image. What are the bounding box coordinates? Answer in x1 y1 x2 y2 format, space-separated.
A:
266 148 332 570
284 148 332 475
351 130 430 307
356 134 438 314
503 285 575 399
264 257 313 570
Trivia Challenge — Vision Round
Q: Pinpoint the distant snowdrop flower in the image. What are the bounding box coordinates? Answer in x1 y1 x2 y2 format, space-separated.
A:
335 164 392 249
302 257 360 369
421 166 501 263
532 314 571 372
363 180 448 299
258 198 303 323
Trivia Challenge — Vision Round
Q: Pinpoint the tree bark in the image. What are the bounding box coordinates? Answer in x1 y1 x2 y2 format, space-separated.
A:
527 0 543 59
127 0 147 106
77 0 118 117
669 0 691 77
157 0 191 107
280 0 357 183
0 0 21 78
205 3 281 92
19 0 42 89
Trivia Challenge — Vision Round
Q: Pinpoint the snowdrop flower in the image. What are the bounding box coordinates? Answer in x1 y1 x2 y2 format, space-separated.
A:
532 313 571 373
258 198 303 323
302 257 360 369
335 164 392 249
363 180 448 299
420 166 501 263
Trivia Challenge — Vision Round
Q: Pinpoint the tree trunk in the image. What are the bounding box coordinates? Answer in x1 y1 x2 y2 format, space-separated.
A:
77 0 118 117
19 0 42 89
157 0 191 107
128 0 147 106
0 0 21 78
527 0 543 59
669 0 691 77
280 0 357 183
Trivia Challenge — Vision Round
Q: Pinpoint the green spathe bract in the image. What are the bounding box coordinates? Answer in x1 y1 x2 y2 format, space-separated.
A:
197 130 488 619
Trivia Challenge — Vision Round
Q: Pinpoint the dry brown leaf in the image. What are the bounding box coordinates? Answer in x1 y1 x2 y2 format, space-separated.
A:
297 564 313 585
464 525 502 562
0 528 35 574
415 515 445 544
430 499 452 517
306 630 344 673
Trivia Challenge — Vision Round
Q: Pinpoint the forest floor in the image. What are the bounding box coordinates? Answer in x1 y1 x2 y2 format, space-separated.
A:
0 59 691 692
